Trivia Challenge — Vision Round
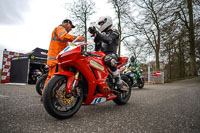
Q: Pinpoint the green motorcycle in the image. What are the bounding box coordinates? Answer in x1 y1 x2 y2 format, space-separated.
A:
123 68 144 89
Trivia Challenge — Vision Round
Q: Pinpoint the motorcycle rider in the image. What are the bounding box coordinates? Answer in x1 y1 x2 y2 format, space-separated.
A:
88 16 123 90
42 19 84 94
127 56 140 79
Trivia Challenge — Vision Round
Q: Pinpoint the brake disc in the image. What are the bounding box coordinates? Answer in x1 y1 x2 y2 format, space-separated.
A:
57 84 77 108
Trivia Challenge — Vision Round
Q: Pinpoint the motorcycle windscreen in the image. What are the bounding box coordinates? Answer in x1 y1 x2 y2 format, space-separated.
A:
10 59 29 83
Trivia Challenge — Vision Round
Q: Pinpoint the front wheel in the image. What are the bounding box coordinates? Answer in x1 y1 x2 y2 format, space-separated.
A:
138 78 144 89
43 75 83 119
113 75 131 105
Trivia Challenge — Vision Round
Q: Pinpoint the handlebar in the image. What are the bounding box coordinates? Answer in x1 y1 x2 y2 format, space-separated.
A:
72 36 80 44
69 35 85 46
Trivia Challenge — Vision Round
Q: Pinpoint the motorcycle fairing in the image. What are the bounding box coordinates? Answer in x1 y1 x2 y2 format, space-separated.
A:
57 44 122 105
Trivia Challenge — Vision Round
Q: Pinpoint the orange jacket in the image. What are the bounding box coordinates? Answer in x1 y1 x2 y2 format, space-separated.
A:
47 25 81 66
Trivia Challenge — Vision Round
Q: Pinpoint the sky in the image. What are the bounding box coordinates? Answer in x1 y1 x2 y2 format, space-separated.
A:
0 0 116 68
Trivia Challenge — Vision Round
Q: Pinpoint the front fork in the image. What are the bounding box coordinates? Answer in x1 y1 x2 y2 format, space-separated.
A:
72 71 79 88
66 71 80 96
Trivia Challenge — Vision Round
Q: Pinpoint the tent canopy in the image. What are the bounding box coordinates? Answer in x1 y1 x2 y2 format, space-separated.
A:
12 47 48 60
10 47 48 84
12 47 48 64
30 47 48 57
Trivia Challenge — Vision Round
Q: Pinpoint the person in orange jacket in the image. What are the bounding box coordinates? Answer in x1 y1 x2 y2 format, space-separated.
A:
42 19 84 94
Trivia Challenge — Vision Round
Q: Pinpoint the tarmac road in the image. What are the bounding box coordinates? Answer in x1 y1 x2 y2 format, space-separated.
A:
0 77 200 133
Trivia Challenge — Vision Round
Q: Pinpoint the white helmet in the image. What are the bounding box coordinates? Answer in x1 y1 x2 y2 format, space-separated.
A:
98 16 113 32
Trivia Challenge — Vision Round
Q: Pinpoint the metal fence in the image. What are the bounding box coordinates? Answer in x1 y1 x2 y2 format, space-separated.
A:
142 71 165 84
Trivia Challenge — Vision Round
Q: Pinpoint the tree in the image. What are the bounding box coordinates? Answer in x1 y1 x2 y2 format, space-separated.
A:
187 0 197 76
126 0 172 70
120 0 199 79
175 0 197 76
108 0 131 56
193 1 200 60
66 0 95 45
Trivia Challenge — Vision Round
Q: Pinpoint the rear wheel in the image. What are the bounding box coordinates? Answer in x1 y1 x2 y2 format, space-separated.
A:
43 75 83 119
35 74 47 95
113 75 131 105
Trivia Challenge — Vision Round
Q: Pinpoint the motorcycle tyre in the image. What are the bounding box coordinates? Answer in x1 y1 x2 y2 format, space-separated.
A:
43 75 83 119
113 75 131 105
35 73 48 96
138 78 144 89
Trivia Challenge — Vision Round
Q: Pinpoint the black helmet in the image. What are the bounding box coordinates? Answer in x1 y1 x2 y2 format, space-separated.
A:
130 56 135 63
62 19 75 28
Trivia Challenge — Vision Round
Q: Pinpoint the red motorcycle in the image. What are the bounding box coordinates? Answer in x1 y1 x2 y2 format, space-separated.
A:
43 43 131 119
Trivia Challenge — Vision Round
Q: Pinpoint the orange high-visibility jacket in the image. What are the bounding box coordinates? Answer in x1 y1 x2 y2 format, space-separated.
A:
47 25 77 66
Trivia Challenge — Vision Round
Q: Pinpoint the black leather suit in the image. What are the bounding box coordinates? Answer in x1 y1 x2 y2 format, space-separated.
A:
94 29 119 71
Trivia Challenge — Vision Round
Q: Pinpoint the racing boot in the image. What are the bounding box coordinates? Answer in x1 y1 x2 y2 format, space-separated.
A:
112 69 126 91
115 77 123 90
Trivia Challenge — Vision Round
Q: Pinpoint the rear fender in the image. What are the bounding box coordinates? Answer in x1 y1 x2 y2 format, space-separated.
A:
117 57 128 68
54 71 75 94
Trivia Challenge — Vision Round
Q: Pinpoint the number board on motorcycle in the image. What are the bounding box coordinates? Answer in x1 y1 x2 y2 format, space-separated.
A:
91 97 106 104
